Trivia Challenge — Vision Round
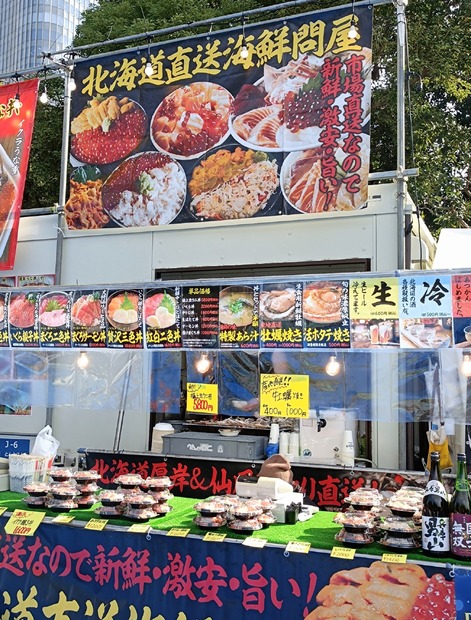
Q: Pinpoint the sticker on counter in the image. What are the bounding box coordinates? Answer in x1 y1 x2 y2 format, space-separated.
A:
203 532 226 542
85 519 108 531
381 553 407 564
52 514 75 524
285 541 311 554
331 546 356 559
4 509 45 536
167 528 190 537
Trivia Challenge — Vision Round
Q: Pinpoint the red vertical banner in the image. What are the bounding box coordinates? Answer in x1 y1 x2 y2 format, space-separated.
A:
0 78 39 270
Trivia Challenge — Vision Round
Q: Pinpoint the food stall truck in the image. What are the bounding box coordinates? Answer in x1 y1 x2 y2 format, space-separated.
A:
1 1 470 618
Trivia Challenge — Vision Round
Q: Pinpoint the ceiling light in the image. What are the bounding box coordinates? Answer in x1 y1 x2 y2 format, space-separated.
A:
325 355 341 377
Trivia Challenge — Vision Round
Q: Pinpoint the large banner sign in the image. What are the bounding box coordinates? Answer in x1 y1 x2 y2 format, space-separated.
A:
0 271 470 351
0 517 457 620
66 6 373 230
0 79 39 269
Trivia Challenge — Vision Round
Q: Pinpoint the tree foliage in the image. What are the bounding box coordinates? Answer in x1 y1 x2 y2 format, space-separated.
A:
24 0 471 234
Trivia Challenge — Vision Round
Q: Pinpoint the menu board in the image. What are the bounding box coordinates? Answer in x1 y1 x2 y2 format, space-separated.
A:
105 289 144 349
219 285 260 349
144 287 182 349
259 282 303 349
0 272 470 351
303 279 350 349
181 286 219 349
71 289 107 348
0 292 9 347
260 373 309 418
8 292 40 348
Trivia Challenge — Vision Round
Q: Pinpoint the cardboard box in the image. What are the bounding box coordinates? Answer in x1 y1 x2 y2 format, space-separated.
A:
162 432 267 460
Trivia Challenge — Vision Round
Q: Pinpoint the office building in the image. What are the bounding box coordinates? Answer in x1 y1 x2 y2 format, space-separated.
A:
1 0 93 75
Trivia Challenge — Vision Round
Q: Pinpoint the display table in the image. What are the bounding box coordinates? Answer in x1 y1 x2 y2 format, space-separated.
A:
1 491 470 619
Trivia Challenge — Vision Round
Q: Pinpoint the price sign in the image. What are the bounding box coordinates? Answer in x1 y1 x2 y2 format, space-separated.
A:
260 374 309 418
0 507 7 516
285 541 311 554
382 553 407 564
203 532 226 542
187 383 218 415
4 509 45 536
128 524 151 534
330 546 356 560
167 528 190 537
243 537 267 549
85 519 108 531
52 515 75 524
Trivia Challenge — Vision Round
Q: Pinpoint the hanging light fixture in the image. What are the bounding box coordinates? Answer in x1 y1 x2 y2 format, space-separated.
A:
12 75 21 110
240 15 249 60
461 354 471 377
325 354 341 377
39 67 48 104
195 352 212 375
144 37 154 77
77 351 89 370
67 53 77 91
348 0 359 40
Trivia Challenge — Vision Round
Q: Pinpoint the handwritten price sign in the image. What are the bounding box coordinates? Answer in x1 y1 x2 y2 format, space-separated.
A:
4 510 45 536
330 546 356 560
187 383 218 415
260 374 309 418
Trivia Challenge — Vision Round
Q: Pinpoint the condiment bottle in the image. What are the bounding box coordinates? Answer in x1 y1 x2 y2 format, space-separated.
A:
422 451 450 557
450 452 471 559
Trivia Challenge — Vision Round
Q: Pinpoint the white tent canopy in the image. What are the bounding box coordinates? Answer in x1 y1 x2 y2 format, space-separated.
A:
433 228 471 269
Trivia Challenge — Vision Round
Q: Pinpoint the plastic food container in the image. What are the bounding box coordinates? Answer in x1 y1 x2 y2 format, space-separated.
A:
335 528 374 546
380 532 421 549
114 474 144 487
152 503 173 515
23 495 47 507
123 493 155 509
23 482 50 496
46 498 78 512
194 500 227 516
49 468 74 482
95 505 123 518
140 476 173 491
99 490 125 506
75 482 99 494
72 470 101 483
194 515 226 530
227 518 263 533
50 484 79 499
149 490 173 503
123 506 157 521
76 495 98 508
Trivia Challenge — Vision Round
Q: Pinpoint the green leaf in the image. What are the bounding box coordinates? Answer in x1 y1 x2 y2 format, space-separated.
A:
161 292 175 313
121 293 135 311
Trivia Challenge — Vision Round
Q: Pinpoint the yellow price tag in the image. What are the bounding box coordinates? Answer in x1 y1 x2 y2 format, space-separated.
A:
285 541 311 554
260 374 309 418
243 537 267 548
382 553 407 564
52 515 75 524
85 519 108 531
203 532 226 543
187 382 218 415
330 546 356 560
0 507 7 516
167 528 190 538
128 524 151 534
4 509 45 536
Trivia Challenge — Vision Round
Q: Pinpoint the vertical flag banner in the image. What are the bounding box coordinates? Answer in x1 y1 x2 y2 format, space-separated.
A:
0 78 39 269
66 6 373 230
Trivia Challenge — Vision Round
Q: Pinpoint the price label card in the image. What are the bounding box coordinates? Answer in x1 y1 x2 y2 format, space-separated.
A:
4 509 45 536
330 546 356 560
243 537 267 549
187 383 218 415
382 553 407 564
52 515 75 524
167 528 190 538
85 519 108 531
0 507 7 516
203 532 226 543
260 374 309 418
128 524 151 534
285 541 311 554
